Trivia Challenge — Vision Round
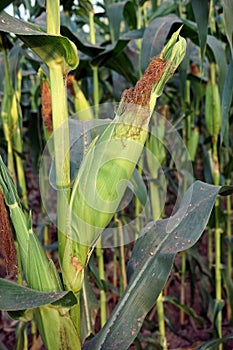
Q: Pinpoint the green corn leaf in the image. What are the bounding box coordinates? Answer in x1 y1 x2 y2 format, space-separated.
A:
223 0 233 57
206 35 227 96
163 296 204 325
140 14 182 73
221 56 233 144
83 181 233 350
0 279 76 311
191 0 209 63
196 335 233 350
0 11 78 73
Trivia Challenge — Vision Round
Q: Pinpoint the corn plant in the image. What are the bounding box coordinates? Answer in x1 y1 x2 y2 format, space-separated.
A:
0 1 233 350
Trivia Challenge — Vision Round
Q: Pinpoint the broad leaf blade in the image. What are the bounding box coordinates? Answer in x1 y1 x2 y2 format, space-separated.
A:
140 14 182 73
221 56 233 144
207 35 227 96
83 181 232 350
191 0 209 62
0 278 76 311
223 0 233 57
0 11 78 72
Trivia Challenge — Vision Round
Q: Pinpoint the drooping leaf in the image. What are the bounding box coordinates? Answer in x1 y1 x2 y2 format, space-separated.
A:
0 11 78 73
105 1 125 42
83 181 233 350
191 0 209 62
140 14 182 73
206 35 227 96
221 56 233 144
123 1 137 31
163 296 204 325
196 335 233 350
0 278 76 311
61 25 142 83
223 0 233 57
149 1 177 21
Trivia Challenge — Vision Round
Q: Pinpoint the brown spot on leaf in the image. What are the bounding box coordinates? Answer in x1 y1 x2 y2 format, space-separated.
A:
72 256 83 273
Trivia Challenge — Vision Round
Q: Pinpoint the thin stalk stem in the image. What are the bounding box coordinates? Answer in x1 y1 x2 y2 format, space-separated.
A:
46 1 60 35
49 66 70 255
96 238 107 327
118 220 127 292
89 1 99 117
157 293 167 350
226 179 232 321
149 175 167 347
46 1 81 346
208 228 213 270
180 251 186 325
213 138 222 349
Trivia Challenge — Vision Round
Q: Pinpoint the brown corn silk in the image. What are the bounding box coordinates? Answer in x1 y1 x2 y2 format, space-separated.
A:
41 80 53 134
0 189 17 276
122 57 167 107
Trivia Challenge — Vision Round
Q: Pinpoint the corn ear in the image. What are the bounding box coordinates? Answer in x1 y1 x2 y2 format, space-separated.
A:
205 63 222 141
34 306 81 350
62 28 186 292
0 156 61 292
187 126 199 162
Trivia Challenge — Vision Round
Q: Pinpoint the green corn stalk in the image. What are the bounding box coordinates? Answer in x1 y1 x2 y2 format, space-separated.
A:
62 27 186 297
0 35 28 209
205 63 222 348
0 156 81 349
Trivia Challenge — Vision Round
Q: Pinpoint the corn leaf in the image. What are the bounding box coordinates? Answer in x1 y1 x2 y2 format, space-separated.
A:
206 35 227 96
223 0 233 57
191 0 209 62
221 56 233 144
0 11 78 73
140 14 182 73
61 25 141 84
0 279 76 311
83 181 233 350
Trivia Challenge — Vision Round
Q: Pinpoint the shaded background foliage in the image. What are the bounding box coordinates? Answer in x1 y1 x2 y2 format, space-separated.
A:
0 0 233 349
